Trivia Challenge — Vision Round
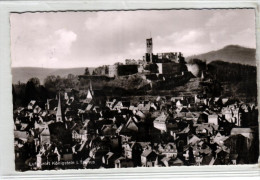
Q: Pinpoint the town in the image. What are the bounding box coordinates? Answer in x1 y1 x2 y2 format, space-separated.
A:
13 38 259 171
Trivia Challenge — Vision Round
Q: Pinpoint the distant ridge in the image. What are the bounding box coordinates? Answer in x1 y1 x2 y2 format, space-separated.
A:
187 45 256 66
12 67 95 84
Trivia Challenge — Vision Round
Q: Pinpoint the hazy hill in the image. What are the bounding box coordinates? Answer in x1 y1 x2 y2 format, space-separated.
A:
187 45 256 66
12 67 95 84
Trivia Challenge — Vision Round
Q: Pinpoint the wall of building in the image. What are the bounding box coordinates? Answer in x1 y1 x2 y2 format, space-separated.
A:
155 62 180 74
146 38 153 54
158 52 178 63
109 65 118 77
117 65 138 76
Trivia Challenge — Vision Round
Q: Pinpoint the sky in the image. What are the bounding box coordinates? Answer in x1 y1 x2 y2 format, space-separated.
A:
10 9 256 68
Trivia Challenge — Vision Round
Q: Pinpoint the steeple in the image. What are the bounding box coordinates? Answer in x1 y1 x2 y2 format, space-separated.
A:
56 93 62 122
201 71 205 80
87 80 94 100
89 80 93 94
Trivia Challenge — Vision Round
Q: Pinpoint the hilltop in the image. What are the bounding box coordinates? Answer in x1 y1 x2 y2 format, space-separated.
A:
187 45 256 66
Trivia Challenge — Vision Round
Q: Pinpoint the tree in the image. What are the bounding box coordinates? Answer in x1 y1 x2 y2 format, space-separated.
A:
23 79 38 105
28 77 40 87
92 70 97 75
105 66 109 74
44 75 57 90
67 74 75 79
84 68 90 75
114 62 123 65
12 84 16 106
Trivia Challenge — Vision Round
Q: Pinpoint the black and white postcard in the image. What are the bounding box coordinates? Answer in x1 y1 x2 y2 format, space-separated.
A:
10 9 259 171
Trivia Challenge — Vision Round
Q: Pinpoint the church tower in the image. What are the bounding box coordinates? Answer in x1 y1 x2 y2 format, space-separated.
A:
56 93 63 122
146 38 153 54
145 38 153 63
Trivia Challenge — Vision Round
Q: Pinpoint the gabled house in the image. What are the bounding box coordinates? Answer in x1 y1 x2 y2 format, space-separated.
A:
153 112 168 132
122 142 135 159
101 124 117 136
103 152 120 168
160 143 178 158
195 123 218 137
135 110 146 119
14 130 29 142
112 101 130 110
28 100 36 110
114 157 134 168
141 150 157 167
39 126 51 145
123 116 139 132
137 101 151 113
208 114 219 125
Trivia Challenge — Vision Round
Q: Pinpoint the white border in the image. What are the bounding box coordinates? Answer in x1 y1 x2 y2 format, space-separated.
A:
0 0 259 179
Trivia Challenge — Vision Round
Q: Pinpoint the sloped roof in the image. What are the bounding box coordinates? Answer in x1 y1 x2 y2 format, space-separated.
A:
141 149 152 157
188 135 200 145
231 128 254 139
172 158 183 165
14 131 29 140
231 128 253 134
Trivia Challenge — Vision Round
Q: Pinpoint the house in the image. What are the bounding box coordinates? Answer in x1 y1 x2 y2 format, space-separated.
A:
185 112 200 122
222 98 229 105
230 128 254 140
176 100 183 108
160 143 178 158
208 114 219 125
112 101 130 110
39 126 51 145
137 101 152 113
213 132 228 145
160 156 171 167
141 150 157 167
72 129 88 141
171 158 184 166
177 107 190 117
101 124 117 136
86 104 94 112
195 123 218 137
135 110 146 119
14 130 29 142
103 152 120 168
153 112 168 132
122 142 134 159
33 105 42 114
171 97 184 103
124 116 139 132
115 157 134 168
28 100 36 110
188 135 200 145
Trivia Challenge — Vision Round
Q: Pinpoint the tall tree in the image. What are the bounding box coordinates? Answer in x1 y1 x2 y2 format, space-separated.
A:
84 68 90 75
92 70 97 75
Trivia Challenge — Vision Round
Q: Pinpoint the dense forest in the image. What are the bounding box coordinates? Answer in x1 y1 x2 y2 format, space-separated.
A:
207 60 257 102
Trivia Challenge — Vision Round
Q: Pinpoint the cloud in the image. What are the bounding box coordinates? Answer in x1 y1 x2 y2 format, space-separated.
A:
10 9 256 68
11 27 77 68
206 11 237 27
52 29 77 55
